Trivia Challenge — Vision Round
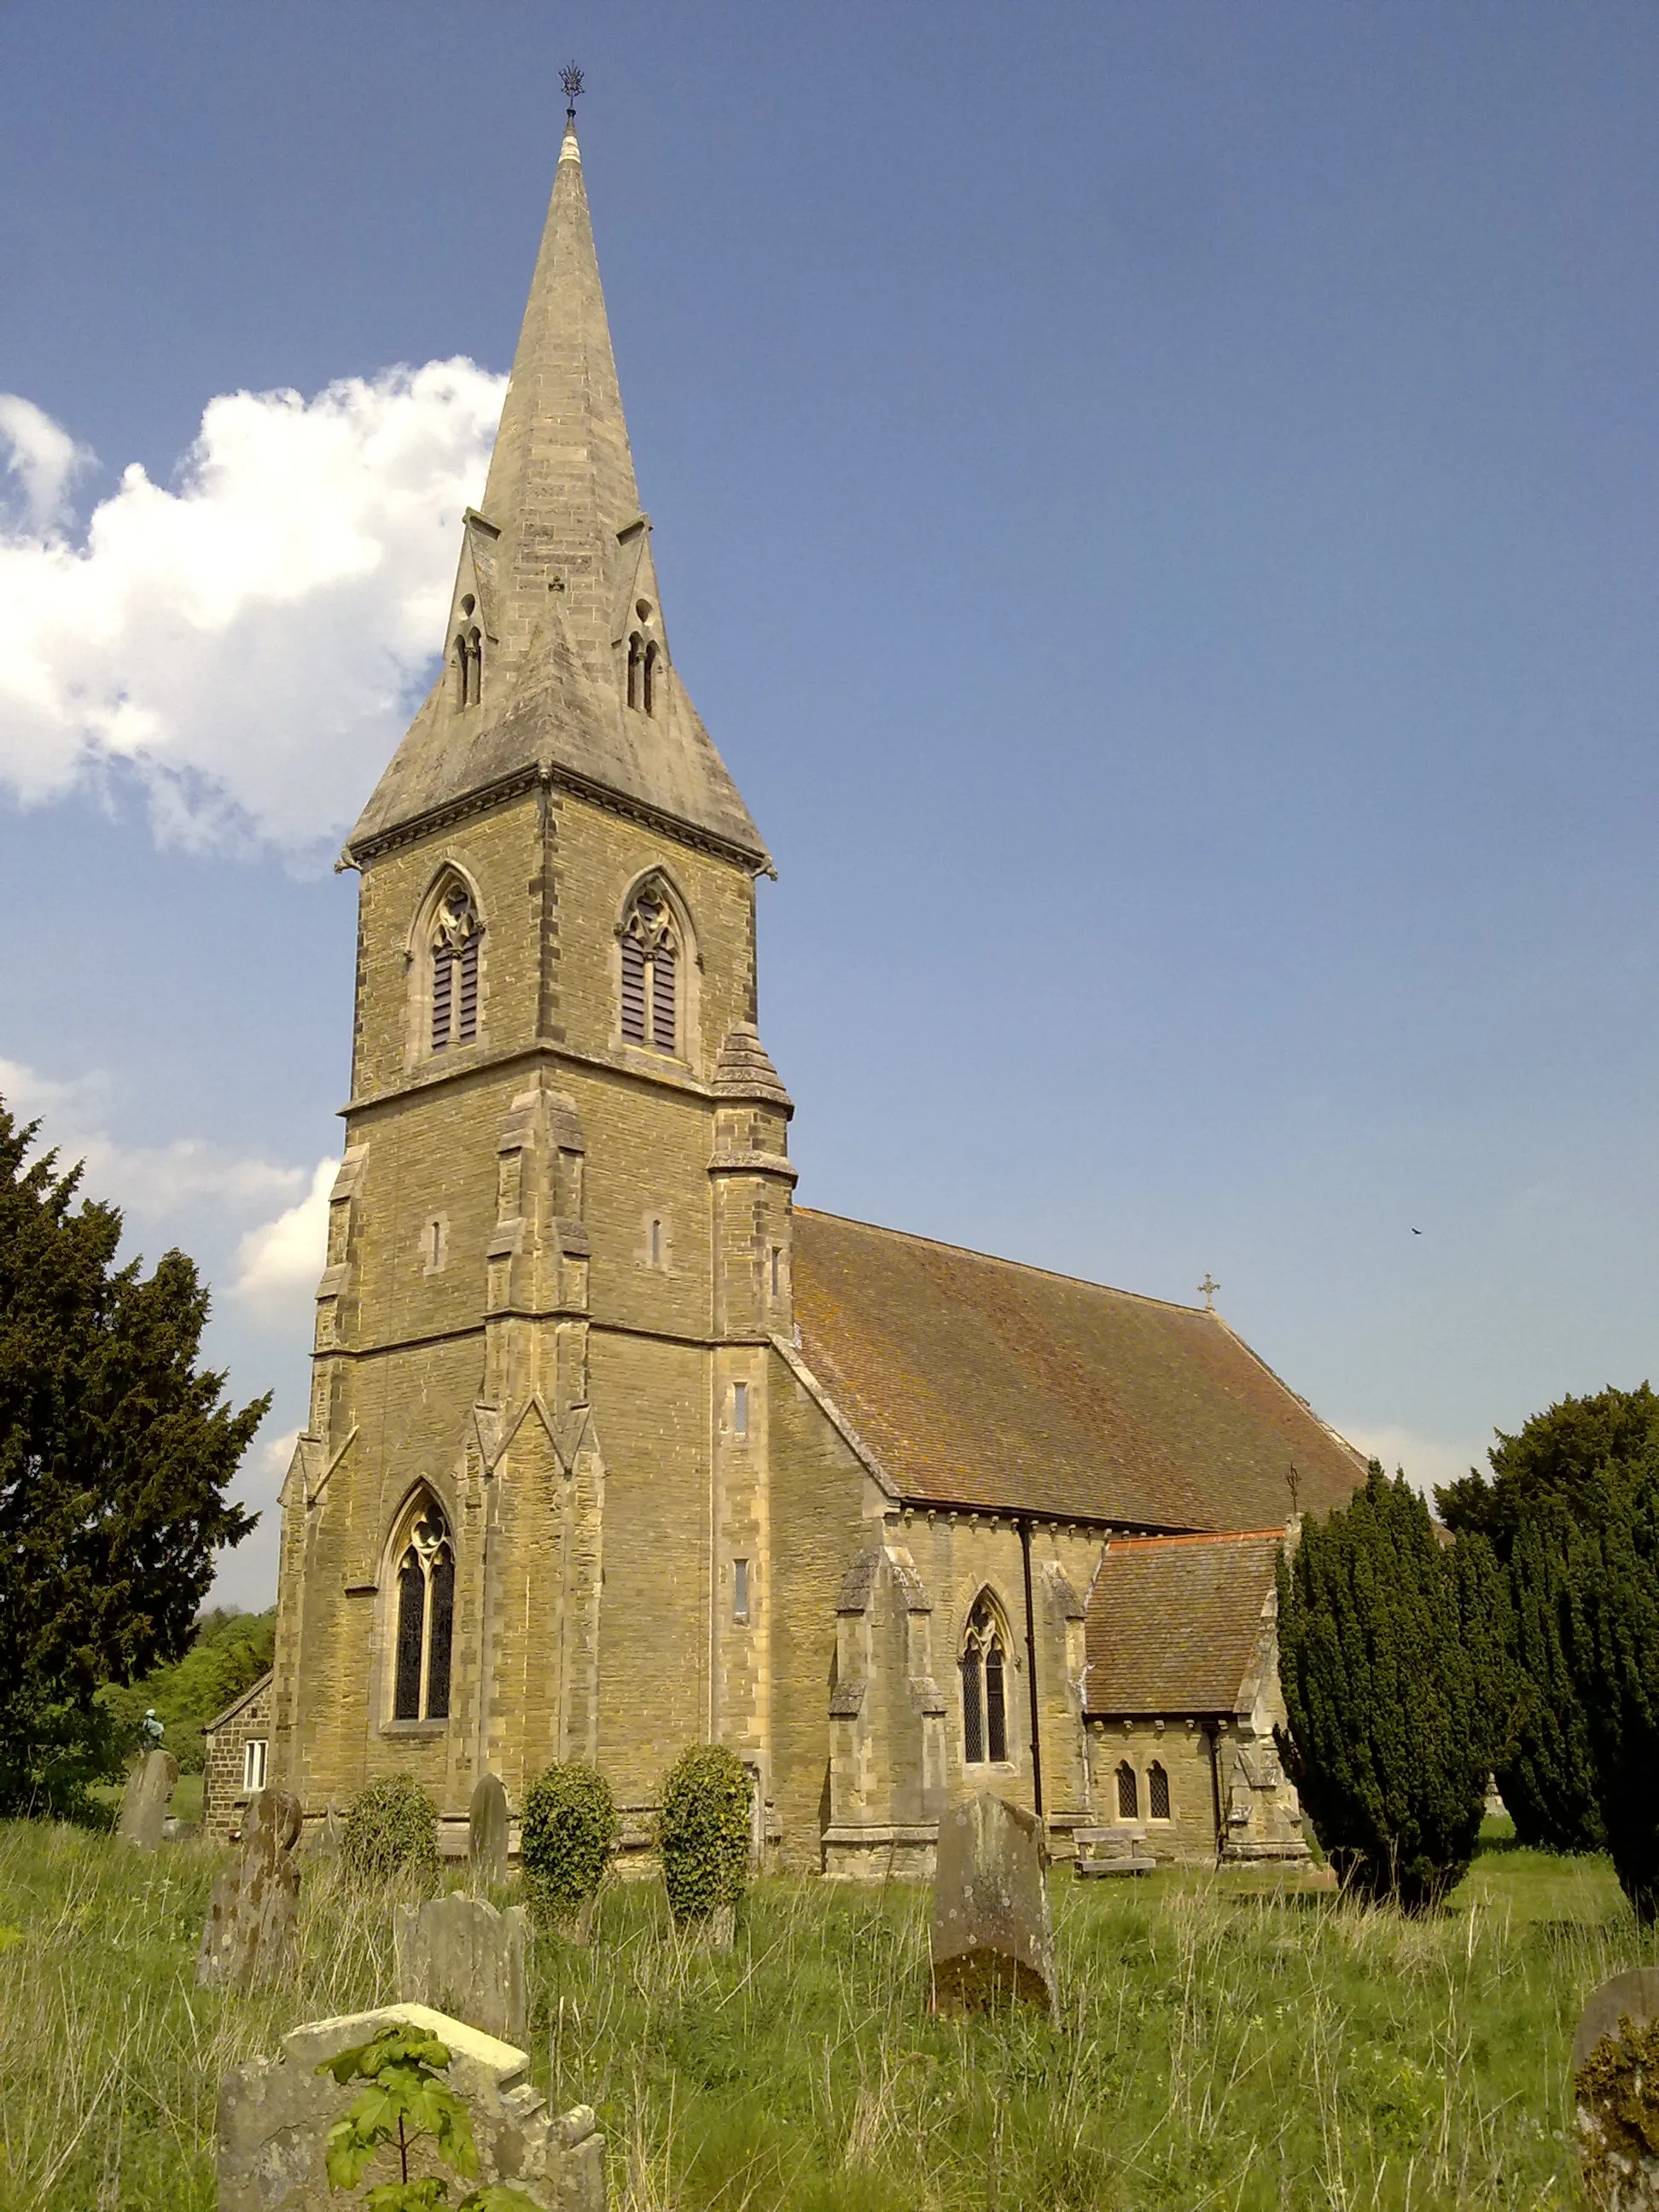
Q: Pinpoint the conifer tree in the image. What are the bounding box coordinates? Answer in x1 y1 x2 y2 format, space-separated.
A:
0 1105 267 1813
1276 1463 1500 1911
1563 1460 1659 1923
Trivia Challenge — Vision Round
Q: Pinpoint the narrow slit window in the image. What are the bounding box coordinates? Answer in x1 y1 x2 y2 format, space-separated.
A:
733 1557 750 1621
1149 1761 1171 1820
1116 1762 1139 1820
627 632 642 709
770 1246 781 1299
732 1381 748 1437
649 1218 662 1267
242 1738 268 1793
643 641 658 716
961 1644 984 1764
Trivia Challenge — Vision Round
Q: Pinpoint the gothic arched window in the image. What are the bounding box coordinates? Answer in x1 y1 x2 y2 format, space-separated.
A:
626 632 643 710
453 623 482 708
1116 1761 1139 1819
1149 1761 1171 1820
392 1498 455 1722
429 882 482 1053
643 641 659 718
960 1593 1009 1766
620 881 680 1053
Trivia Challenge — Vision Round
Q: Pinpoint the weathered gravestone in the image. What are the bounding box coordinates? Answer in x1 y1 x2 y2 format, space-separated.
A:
196 1788 302 1991
394 1891 529 2047
116 1749 178 1850
930 1791 1056 2016
216 2000 605 2211
470 1772 509 1883
1575 1967 1659 2210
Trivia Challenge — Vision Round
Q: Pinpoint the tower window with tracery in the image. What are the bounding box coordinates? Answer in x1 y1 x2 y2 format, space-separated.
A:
430 883 482 1052
620 883 679 1052
392 1499 455 1723
960 1594 1009 1766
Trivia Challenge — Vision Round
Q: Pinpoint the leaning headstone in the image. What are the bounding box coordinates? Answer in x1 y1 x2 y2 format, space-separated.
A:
116 1749 178 1850
196 1789 302 1991
1574 1968 1659 2209
930 1791 1056 2016
216 2000 605 2211
394 1891 528 2047
469 1773 509 1883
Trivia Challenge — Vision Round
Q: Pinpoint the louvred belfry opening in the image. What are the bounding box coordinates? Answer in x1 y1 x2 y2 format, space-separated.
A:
430 884 482 1051
620 882 679 1053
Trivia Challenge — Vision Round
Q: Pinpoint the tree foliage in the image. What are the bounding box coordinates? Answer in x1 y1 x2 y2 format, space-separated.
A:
520 1761 615 1925
0 1105 267 1815
1436 1382 1659 1563
1276 1464 1501 1912
1562 1459 1659 1924
657 1743 753 1927
317 2023 538 2210
97 1605 276 1776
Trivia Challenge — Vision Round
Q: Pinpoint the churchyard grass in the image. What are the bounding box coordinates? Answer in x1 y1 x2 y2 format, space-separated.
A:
0 1817 1650 2211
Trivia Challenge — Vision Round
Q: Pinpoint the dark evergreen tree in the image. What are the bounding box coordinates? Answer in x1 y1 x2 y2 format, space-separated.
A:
1499 1508 1604 1854
1276 1463 1501 1911
1436 1383 1659 1560
1563 1458 1659 1923
0 1105 267 1814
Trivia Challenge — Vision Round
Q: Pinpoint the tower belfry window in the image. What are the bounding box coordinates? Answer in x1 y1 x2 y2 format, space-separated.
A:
430 883 482 1052
961 1594 1009 1766
643 641 659 717
392 1499 455 1723
626 632 642 710
619 882 680 1053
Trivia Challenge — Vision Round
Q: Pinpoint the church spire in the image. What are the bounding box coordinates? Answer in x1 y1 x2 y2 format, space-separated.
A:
343 98 769 872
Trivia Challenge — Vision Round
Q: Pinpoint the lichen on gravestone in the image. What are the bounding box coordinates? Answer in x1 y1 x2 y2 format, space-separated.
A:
1575 1969 1659 2210
929 1790 1056 2017
196 1788 302 1991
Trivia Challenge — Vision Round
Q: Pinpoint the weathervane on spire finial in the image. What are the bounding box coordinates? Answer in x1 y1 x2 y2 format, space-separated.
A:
562 61 585 122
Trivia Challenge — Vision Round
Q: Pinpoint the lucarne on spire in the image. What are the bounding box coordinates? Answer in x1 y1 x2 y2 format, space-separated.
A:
343 96 769 872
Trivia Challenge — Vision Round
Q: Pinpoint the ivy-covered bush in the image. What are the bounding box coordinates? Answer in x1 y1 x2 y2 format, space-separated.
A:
520 1761 615 1924
657 1743 753 1926
341 1776 438 1886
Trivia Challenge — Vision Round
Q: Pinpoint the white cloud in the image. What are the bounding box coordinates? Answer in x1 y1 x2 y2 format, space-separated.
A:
1337 1422 1489 1499
232 1158 334 1323
0 1056 308 1220
0 395 96 533
0 362 504 853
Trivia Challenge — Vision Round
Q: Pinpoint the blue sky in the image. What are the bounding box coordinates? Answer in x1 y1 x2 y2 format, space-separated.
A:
3 3 1658 1605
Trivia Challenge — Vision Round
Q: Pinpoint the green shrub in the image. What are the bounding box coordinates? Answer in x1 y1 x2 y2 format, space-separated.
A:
1276 1463 1503 1912
520 1761 615 1923
341 1776 438 1886
657 1743 753 1926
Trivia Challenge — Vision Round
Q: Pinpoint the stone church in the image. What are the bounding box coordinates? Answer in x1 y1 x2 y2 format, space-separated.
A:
268 115 1366 1875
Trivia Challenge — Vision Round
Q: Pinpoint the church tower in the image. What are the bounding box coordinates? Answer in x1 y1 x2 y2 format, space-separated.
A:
270 111 795 1840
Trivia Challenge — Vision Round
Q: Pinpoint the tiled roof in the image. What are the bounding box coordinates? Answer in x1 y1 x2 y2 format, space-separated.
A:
790 1210 1365 1528
1084 1532 1283 1715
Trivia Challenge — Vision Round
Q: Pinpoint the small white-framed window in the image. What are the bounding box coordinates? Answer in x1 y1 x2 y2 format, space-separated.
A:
732 1381 749 1438
242 1738 269 1793
733 1557 750 1621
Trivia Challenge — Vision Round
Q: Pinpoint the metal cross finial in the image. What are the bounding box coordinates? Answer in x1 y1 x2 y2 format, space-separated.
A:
1287 1465 1301 1517
1198 1272 1220 1312
562 62 585 119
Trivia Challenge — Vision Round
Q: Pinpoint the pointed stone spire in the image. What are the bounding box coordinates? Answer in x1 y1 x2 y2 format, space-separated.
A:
480 117 641 672
344 114 769 873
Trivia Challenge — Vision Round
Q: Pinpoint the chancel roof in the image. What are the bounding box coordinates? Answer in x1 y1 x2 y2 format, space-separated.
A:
344 123 768 870
1082 1532 1284 1716
789 1210 1365 1529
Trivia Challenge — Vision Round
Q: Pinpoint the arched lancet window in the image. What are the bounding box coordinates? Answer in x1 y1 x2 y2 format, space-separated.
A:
1116 1761 1139 1820
626 632 643 710
619 879 681 1053
429 881 482 1052
1149 1761 1170 1820
960 1593 1009 1766
452 626 482 708
642 641 659 718
392 1497 455 1722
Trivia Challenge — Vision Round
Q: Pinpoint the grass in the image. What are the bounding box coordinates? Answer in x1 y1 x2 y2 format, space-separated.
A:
0 1819 1650 2210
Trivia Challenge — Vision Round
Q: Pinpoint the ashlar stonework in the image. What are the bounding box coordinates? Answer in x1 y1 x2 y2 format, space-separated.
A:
215 2000 603 2212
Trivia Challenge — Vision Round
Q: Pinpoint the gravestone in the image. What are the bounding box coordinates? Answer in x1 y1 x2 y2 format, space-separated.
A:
116 1749 178 1850
469 1773 509 1883
1574 1967 1659 2210
216 2000 605 2211
930 1791 1056 2016
394 1892 528 2046
196 1788 302 1991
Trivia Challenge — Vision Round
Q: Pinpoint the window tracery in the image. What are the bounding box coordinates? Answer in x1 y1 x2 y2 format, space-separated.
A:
429 882 482 1052
619 881 680 1052
960 1593 1009 1766
392 1497 454 1723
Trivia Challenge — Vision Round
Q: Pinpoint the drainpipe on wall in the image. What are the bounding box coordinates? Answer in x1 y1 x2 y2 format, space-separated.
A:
1018 1516 1044 1821
1205 1720 1225 1866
